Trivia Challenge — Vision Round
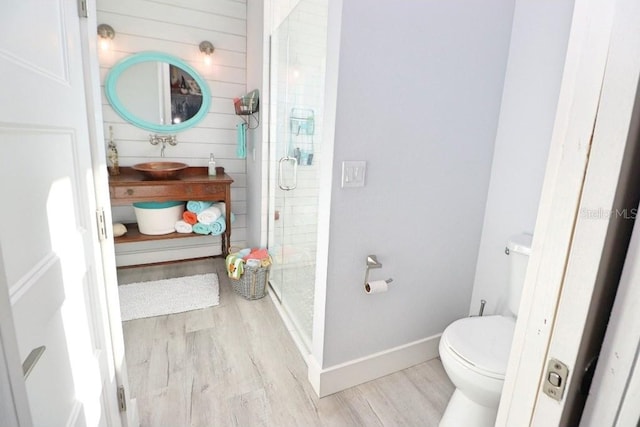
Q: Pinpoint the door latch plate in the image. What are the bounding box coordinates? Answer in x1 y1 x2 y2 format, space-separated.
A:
543 358 569 401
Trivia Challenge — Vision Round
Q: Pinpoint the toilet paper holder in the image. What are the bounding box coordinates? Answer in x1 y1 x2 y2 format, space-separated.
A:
365 255 393 288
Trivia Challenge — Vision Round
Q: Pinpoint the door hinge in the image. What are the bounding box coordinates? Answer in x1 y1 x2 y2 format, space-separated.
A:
96 208 108 241
77 0 88 17
117 386 127 412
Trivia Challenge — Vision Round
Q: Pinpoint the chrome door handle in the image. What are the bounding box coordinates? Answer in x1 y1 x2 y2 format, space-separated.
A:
278 156 297 190
23 346 46 379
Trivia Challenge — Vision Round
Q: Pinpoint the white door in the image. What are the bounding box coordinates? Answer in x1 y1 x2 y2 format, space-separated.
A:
497 0 640 425
0 1 120 426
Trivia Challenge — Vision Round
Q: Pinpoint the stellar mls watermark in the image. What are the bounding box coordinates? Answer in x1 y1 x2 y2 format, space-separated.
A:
580 207 637 220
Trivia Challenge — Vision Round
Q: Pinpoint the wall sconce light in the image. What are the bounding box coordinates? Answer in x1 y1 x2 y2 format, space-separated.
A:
199 41 215 65
97 24 115 51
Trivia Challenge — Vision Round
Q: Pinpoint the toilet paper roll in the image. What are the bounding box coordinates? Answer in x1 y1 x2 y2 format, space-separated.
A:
365 280 388 294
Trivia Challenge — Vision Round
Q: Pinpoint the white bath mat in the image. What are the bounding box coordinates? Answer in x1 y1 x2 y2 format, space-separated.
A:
118 273 219 321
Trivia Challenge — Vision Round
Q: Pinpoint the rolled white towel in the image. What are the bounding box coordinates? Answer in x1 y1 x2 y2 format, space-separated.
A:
196 205 222 224
213 202 226 214
174 220 193 234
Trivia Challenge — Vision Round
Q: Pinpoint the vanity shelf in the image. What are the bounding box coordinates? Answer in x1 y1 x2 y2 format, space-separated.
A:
113 223 210 244
109 167 233 254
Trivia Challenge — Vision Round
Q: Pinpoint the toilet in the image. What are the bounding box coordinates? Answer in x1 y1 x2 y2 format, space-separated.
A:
439 233 532 427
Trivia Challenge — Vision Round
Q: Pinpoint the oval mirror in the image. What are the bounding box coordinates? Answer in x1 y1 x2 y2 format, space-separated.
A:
105 51 211 133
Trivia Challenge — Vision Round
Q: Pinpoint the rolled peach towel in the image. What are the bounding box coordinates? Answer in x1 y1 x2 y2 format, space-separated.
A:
182 210 198 225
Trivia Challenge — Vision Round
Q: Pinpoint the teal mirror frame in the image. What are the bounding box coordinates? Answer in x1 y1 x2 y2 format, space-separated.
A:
105 51 211 133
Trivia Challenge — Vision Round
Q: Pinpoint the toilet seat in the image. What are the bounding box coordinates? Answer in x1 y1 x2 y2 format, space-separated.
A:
441 315 515 379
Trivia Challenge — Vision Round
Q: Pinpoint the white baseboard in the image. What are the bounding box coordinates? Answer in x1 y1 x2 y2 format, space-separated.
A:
308 334 442 397
265 282 441 399
115 237 222 267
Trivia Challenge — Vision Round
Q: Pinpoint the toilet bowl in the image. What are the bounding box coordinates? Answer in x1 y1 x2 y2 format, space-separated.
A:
438 234 532 427
439 315 515 427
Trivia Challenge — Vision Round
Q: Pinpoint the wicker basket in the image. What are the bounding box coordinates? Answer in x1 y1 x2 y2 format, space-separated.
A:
231 263 269 300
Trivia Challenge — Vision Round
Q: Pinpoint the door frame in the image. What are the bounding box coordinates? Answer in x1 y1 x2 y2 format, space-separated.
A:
581 196 640 425
78 1 137 425
497 0 640 424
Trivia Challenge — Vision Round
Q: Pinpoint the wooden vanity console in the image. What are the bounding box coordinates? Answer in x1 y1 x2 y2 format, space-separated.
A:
109 167 234 255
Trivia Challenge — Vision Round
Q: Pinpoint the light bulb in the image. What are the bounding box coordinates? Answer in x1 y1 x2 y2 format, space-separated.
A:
100 38 110 51
97 24 115 51
199 41 214 66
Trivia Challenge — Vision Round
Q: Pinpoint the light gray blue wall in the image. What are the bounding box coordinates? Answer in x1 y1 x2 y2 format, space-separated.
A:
322 0 516 367
470 0 575 316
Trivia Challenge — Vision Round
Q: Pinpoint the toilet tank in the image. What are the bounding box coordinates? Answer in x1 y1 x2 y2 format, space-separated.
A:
506 233 533 316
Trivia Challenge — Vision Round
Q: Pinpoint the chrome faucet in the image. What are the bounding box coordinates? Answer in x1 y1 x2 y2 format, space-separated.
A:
149 134 177 157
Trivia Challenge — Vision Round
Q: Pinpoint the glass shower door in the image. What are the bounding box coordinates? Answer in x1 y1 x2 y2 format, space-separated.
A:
267 0 328 352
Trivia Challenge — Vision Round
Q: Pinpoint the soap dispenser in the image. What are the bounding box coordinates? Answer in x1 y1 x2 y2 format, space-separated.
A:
208 153 216 176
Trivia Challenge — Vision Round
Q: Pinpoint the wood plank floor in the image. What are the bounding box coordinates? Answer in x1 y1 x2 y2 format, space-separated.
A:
118 258 454 426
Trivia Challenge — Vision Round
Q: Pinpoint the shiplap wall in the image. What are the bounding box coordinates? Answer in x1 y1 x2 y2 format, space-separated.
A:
96 0 248 262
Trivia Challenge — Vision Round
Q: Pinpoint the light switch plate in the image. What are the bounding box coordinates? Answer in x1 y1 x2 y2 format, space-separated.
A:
342 161 366 188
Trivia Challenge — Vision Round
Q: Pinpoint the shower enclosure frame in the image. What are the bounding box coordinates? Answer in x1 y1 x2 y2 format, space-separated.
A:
266 0 328 354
